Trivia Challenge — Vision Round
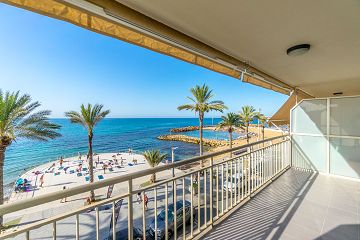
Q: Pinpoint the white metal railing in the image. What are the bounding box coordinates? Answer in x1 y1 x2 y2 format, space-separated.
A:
0 135 290 240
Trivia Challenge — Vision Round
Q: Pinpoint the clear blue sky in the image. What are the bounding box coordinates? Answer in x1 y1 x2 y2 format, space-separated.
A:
0 3 287 118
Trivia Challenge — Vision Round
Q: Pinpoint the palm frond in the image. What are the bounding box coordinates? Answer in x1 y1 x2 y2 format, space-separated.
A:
0 90 61 146
65 103 110 134
143 149 167 168
178 84 227 115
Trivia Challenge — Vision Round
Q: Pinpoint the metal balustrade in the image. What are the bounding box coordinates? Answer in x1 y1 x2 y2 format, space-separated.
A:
0 135 290 240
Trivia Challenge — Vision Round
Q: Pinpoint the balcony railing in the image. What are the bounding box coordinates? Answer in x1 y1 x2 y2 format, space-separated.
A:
0 135 290 240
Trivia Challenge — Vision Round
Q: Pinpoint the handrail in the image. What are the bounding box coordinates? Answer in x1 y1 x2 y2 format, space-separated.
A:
0 134 288 216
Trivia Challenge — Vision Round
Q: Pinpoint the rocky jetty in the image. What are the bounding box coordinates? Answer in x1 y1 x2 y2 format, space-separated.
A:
158 134 227 147
170 126 200 133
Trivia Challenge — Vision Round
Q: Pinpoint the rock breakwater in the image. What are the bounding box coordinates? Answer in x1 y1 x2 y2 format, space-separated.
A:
170 126 200 133
158 134 227 147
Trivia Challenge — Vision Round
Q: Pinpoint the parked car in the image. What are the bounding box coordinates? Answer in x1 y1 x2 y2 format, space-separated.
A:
223 173 243 194
147 200 192 239
108 227 143 240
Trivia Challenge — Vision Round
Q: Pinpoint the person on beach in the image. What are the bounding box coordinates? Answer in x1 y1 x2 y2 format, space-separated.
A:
59 156 64 167
60 186 67 203
137 192 142 204
128 148 131 155
144 193 149 210
103 164 107 174
39 174 45 187
120 158 124 167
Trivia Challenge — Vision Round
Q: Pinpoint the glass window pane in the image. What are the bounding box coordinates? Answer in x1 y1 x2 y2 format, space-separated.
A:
330 137 360 179
292 99 327 135
292 135 327 172
330 97 360 137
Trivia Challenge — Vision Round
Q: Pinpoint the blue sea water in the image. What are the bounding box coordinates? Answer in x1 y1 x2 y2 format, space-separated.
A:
4 118 223 186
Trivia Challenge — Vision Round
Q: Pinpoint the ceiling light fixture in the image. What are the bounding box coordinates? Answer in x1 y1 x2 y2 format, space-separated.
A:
287 44 311 56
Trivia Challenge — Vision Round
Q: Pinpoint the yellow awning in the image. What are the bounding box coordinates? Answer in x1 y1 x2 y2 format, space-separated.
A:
3 0 293 95
269 90 313 126
242 75 290 95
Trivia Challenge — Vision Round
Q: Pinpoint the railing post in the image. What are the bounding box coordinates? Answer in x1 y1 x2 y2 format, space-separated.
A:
209 157 214 225
128 179 133 240
76 214 80 240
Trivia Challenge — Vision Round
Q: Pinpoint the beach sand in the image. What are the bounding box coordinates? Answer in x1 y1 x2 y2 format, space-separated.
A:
5 152 182 227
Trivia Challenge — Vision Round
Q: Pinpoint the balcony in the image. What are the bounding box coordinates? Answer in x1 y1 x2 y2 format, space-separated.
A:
0 135 291 239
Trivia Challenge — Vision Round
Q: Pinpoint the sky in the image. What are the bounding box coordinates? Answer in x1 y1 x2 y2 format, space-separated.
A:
0 3 287 118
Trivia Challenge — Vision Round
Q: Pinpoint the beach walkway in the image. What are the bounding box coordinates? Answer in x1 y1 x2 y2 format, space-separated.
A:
4 152 184 239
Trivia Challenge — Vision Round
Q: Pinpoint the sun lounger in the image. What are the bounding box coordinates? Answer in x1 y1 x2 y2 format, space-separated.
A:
77 173 83 177
109 168 113 172
69 170 75 174
98 175 104 180
54 172 60 176
85 176 90 181
128 163 133 166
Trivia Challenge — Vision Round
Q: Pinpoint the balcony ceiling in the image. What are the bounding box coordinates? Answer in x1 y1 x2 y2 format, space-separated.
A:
116 0 360 97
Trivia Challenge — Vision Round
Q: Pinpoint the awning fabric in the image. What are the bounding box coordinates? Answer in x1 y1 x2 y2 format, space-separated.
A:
269 90 313 126
3 0 293 95
242 75 290 95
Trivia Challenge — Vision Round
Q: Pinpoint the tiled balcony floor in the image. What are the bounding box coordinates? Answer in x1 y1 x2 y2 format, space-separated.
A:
204 168 360 240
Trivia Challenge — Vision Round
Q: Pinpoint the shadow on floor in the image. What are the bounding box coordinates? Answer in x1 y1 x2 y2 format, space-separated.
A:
316 224 360 240
203 168 318 240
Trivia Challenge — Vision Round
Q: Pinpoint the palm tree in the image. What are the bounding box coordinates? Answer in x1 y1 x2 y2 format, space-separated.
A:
239 106 257 144
218 113 243 157
178 84 227 156
256 113 267 143
0 90 61 227
65 104 110 201
143 150 167 183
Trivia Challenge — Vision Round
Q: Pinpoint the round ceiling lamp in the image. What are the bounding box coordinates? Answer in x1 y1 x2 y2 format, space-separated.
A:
286 44 311 56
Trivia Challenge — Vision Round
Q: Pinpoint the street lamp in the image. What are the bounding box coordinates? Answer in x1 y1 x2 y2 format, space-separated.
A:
171 146 178 210
171 147 178 177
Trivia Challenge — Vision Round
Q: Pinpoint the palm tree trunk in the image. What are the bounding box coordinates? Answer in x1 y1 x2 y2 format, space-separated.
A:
88 133 95 201
199 114 204 156
262 125 265 147
0 146 5 228
229 131 233 158
246 122 249 144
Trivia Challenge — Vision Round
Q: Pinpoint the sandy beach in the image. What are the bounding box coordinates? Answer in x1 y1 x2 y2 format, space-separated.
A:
5 152 183 226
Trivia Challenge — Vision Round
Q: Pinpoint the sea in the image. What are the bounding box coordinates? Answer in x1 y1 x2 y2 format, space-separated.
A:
5 118 234 189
